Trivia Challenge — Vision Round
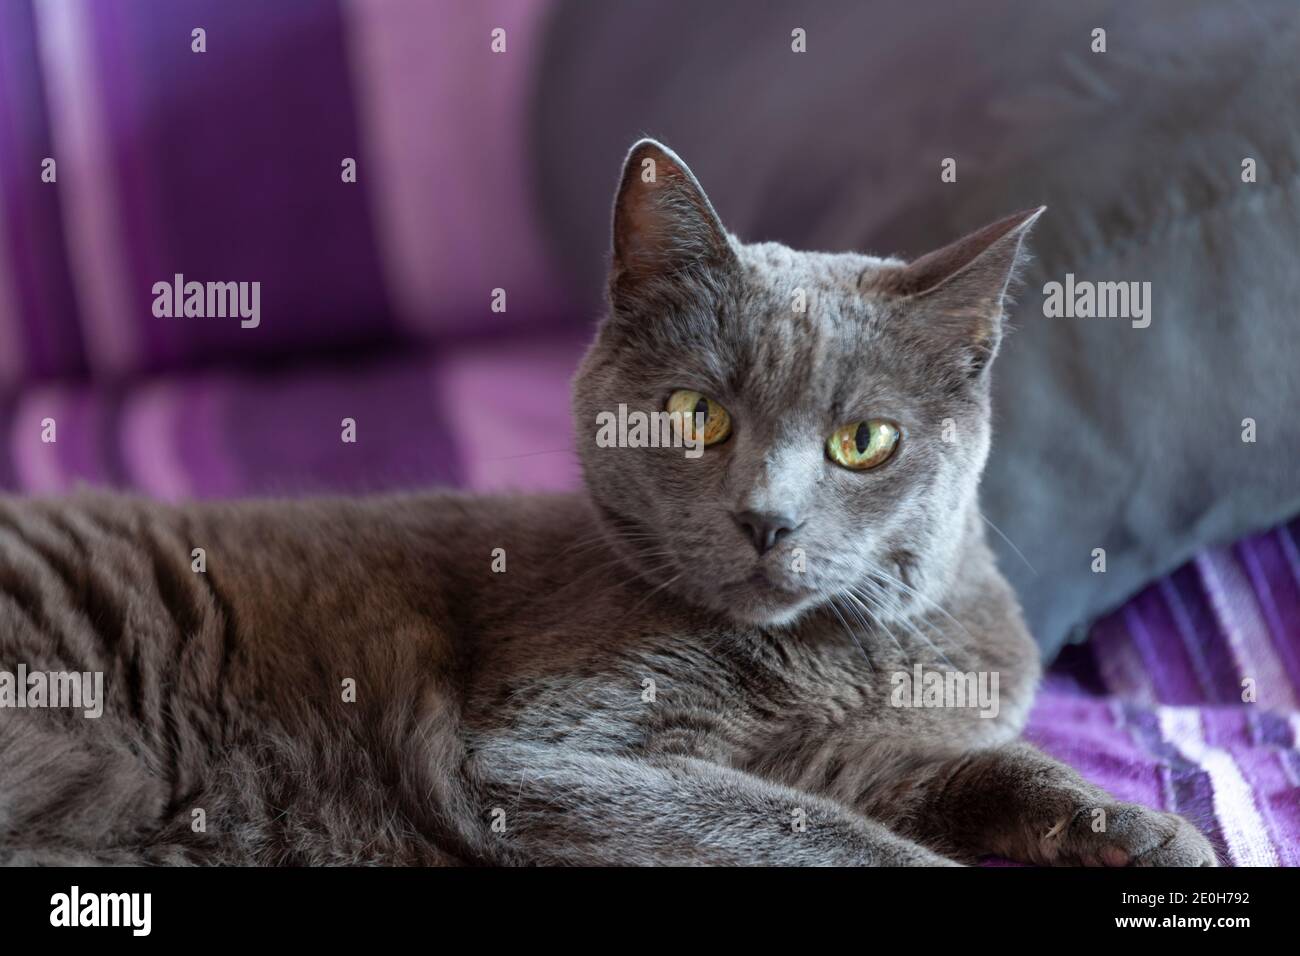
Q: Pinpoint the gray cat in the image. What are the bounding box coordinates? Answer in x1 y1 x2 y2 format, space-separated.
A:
0 140 1215 866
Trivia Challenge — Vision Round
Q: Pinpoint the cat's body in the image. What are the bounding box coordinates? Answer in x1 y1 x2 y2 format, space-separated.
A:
0 490 1021 865
0 141 1216 866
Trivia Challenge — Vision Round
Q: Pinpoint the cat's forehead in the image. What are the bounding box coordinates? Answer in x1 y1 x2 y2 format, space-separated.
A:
718 243 918 418
735 242 902 305
730 242 903 353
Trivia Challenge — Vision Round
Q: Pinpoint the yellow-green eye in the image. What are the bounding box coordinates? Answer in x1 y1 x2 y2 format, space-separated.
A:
827 419 899 470
666 389 732 445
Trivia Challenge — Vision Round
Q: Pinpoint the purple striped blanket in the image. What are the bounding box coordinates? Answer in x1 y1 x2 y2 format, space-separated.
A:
1028 520 1300 866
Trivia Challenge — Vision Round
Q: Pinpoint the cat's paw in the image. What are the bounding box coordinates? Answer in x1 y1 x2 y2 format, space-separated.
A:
1041 801 1218 867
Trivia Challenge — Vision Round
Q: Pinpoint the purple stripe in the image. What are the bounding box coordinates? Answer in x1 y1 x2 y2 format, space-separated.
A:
52 389 98 485
1169 562 1242 704
1282 749 1300 791
33 0 140 374
1158 576 1217 701
1127 586 1202 704
0 395 17 490
72 387 126 487
0 233 22 385
171 357 462 499
1240 530 1300 692
1254 710 1294 749
1199 707 1251 750
85 0 175 370
0 0 86 378
139 0 397 366
1088 610 1156 702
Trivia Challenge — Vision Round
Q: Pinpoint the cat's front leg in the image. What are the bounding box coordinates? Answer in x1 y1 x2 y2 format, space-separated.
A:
469 739 958 866
900 741 1219 866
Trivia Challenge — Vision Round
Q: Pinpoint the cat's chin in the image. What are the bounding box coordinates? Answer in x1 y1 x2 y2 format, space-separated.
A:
726 602 812 629
716 579 820 628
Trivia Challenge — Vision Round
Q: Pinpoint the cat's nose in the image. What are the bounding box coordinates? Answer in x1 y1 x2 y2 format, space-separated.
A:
732 510 801 555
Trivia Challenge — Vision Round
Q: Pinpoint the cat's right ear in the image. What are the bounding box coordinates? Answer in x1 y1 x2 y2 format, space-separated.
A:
610 139 735 292
874 207 1045 377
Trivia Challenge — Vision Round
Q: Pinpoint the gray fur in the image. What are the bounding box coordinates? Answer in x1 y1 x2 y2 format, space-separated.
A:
0 140 1215 866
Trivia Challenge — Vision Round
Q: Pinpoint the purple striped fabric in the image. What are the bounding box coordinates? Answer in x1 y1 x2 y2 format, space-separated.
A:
1029 519 1300 866
0 0 571 384
2 334 585 498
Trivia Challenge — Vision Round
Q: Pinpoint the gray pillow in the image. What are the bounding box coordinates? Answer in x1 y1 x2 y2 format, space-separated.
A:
532 0 1300 658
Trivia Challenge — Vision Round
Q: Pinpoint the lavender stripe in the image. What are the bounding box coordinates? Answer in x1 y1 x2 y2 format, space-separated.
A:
85 0 174 370
9 385 67 492
342 0 567 335
0 0 35 383
1283 749 1300 791
120 382 192 499
1197 550 1299 711
32 0 139 374
1239 531 1300 693
432 336 583 492
1253 710 1294 749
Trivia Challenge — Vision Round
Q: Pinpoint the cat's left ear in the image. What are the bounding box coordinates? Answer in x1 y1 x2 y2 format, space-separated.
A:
610 139 736 292
879 207 1045 375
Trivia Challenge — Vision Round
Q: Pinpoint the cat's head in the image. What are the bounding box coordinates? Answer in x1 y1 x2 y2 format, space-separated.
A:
573 139 1041 628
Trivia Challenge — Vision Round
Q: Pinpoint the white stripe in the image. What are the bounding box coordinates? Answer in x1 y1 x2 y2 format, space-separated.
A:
1196 551 1298 709
1157 707 1277 866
